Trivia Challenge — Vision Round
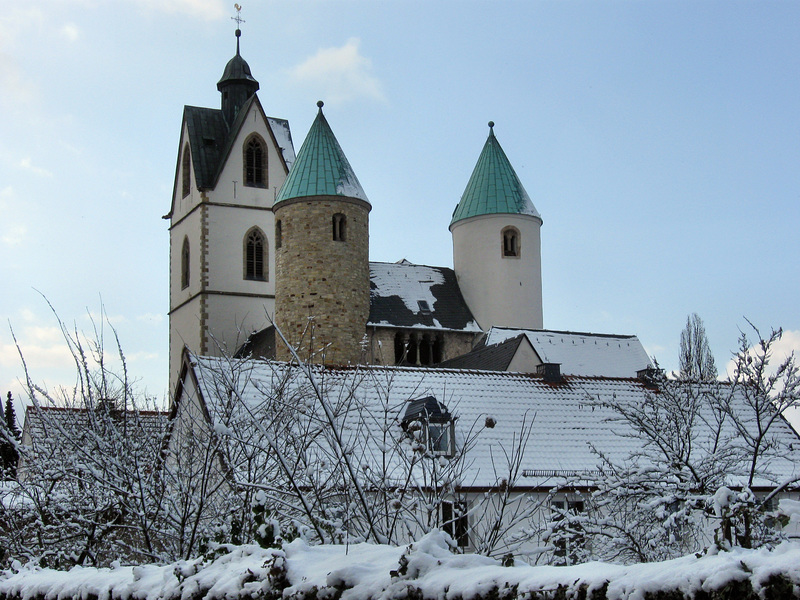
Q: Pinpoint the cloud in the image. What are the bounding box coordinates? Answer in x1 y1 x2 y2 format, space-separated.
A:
0 186 27 246
723 329 800 379
126 351 160 363
0 325 74 371
60 23 80 42
18 157 53 178
133 0 227 20
0 53 39 108
289 38 385 105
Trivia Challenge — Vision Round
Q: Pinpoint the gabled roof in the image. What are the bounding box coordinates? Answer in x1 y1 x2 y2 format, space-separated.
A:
211 94 294 187
183 355 800 489
167 97 295 217
275 102 368 205
183 105 228 190
450 123 541 227
435 335 528 371
486 327 652 378
22 405 169 442
368 261 481 332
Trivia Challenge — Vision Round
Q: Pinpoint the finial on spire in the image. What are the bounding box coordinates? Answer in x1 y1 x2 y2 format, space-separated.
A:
232 4 244 54
488 121 495 130
317 100 324 111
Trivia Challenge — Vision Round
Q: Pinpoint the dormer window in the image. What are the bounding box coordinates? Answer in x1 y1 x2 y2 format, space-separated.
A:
402 396 455 457
502 227 520 257
417 300 431 314
244 135 266 188
332 213 346 241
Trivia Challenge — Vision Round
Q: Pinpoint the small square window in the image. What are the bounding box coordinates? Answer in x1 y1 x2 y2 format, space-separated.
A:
418 300 431 314
427 422 452 455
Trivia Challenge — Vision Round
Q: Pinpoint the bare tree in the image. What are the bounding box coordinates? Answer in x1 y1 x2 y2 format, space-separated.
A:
679 313 718 381
582 322 800 562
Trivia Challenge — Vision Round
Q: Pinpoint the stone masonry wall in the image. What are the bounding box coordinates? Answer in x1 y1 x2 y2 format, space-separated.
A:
274 196 370 365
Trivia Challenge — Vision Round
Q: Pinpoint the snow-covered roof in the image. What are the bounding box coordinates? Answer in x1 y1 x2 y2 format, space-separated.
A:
21 405 168 442
267 116 295 170
368 261 482 332
485 327 652 378
186 356 800 489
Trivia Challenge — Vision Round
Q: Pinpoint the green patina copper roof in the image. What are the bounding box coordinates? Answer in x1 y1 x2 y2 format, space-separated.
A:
450 122 540 227
275 102 369 205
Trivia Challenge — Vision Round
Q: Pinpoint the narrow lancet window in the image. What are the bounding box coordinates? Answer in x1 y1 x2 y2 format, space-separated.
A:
181 237 190 289
244 136 266 187
181 144 191 198
244 228 267 281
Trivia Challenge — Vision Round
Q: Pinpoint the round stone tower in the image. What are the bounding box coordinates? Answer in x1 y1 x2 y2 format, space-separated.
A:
450 122 543 331
273 102 371 364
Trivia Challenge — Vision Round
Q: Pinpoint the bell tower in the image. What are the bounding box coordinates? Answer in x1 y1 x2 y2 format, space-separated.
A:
166 27 295 391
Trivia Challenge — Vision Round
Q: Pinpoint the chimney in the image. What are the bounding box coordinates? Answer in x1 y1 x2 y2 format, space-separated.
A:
637 367 665 388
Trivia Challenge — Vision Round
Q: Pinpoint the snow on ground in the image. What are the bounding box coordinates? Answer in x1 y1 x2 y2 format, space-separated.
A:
1 532 799 600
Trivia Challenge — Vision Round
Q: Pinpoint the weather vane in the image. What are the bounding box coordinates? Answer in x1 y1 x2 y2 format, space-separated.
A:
232 4 245 29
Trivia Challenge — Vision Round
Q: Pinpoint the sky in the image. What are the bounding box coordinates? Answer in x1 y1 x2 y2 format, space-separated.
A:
1 1 799 423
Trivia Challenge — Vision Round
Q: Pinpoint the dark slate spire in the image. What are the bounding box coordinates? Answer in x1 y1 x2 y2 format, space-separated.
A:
275 101 369 205
450 121 540 226
217 28 260 127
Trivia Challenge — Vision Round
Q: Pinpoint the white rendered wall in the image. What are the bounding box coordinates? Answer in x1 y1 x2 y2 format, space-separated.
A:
451 213 543 331
169 101 289 391
204 294 275 357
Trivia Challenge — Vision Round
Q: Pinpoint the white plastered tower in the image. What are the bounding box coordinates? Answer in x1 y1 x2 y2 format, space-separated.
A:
166 30 295 392
450 122 543 331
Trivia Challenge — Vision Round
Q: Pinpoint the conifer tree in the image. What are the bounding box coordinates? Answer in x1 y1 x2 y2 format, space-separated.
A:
2 391 20 478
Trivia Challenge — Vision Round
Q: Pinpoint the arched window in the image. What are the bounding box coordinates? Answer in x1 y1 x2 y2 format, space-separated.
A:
181 144 191 198
244 228 267 281
502 227 520 258
332 213 346 241
244 135 266 187
181 237 190 289
275 220 282 249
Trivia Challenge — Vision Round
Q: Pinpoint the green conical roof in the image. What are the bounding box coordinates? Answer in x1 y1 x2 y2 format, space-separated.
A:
275 102 369 205
450 122 540 227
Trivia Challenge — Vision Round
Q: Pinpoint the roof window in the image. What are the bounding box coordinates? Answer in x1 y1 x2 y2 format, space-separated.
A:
402 396 455 457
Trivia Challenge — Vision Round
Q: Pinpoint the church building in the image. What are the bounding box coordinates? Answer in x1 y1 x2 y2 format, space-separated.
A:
165 30 649 391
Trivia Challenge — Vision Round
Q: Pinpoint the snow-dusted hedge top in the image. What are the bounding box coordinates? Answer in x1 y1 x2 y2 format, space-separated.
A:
1 533 799 600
